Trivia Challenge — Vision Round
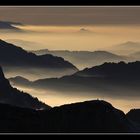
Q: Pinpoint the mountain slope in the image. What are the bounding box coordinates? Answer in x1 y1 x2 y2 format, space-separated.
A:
0 39 78 80
75 61 140 77
0 39 77 69
127 109 140 124
10 61 140 98
0 100 135 133
0 66 50 110
32 49 126 69
44 100 133 133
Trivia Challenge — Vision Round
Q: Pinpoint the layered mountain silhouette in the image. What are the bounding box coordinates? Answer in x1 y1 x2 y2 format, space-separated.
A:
0 100 135 133
10 76 31 86
32 49 126 69
0 66 50 110
0 39 78 80
127 109 140 125
1 66 139 133
10 61 140 98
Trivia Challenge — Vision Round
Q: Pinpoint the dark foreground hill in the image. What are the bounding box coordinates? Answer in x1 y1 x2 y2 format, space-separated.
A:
127 109 140 124
0 100 136 133
0 66 50 110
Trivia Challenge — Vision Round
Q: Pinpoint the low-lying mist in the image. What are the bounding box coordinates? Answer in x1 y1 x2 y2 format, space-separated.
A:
3 66 76 81
12 85 140 113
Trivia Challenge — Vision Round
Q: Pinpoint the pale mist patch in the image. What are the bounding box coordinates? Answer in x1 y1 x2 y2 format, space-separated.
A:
3 66 77 80
10 84 140 113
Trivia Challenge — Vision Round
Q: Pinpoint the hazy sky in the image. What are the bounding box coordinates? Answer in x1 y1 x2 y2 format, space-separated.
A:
1 6 140 52
1 7 140 26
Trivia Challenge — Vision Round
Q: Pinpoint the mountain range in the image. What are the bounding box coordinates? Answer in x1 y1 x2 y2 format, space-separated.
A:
0 65 136 133
110 41 140 55
0 39 78 80
32 49 126 69
0 66 50 110
9 61 140 98
0 65 139 133
1 37 140 133
0 99 136 133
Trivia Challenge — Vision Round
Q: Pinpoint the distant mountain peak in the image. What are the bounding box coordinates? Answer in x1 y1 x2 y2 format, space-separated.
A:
117 41 140 47
79 28 90 32
125 41 139 44
10 76 30 82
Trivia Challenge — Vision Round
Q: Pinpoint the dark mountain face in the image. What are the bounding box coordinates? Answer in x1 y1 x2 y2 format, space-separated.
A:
0 66 50 110
10 76 31 86
75 61 140 78
32 49 126 69
0 100 135 133
0 39 78 79
0 39 77 69
10 61 140 98
127 109 140 124
44 100 134 133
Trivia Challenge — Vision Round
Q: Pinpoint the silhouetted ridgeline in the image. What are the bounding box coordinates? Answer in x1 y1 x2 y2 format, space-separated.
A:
32 49 126 69
0 66 50 110
0 100 136 133
0 65 139 133
0 39 77 69
75 61 140 77
10 61 140 98
127 109 140 124
0 39 78 80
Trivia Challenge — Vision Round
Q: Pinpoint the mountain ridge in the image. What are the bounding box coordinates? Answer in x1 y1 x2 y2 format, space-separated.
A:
0 99 135 133
0 39 77 69
0 66 50 110
32 49 126 69
0 39 78 80
9 61 140 99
